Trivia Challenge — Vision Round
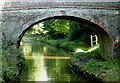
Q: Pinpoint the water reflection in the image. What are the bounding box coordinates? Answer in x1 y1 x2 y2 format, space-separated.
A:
20 41 83 82
25 56 70 60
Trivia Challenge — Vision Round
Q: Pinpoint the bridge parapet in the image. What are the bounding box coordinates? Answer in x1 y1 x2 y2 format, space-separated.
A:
1 2 120 11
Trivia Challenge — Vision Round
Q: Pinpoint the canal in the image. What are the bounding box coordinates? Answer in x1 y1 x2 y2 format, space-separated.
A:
19 39 86 82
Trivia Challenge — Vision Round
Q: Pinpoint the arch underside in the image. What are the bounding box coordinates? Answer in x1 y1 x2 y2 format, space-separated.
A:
18 15 113 60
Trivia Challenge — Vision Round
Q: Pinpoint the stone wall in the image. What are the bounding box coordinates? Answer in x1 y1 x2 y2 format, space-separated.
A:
1 1 120 60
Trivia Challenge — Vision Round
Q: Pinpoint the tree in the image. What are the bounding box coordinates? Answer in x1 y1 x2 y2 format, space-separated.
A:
26 19 94 45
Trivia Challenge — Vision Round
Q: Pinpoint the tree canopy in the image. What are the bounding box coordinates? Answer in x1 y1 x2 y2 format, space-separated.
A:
26 19 95 45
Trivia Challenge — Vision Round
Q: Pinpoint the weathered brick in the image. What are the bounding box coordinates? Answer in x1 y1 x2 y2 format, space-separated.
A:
0 1 120 60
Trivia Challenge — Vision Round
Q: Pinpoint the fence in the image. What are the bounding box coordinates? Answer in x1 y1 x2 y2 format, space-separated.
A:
90 35 98 47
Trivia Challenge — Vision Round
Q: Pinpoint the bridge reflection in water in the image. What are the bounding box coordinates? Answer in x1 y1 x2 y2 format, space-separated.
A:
20 40 85 82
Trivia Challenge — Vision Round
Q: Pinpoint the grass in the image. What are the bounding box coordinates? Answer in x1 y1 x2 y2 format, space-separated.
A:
30 36 90 52
73 44 100 59
70 58 120 81
81 58 120 81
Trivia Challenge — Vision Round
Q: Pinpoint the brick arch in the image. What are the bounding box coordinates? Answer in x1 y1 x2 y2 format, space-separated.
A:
17 14 113 60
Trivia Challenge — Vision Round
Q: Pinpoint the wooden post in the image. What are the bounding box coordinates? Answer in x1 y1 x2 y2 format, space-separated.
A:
90 35 93 47
95 35 98 44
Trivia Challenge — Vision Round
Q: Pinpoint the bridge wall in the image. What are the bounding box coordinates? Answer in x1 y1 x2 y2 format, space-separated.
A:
1 2 120 60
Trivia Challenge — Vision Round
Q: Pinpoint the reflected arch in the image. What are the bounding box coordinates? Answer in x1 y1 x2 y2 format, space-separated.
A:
17 15 113 60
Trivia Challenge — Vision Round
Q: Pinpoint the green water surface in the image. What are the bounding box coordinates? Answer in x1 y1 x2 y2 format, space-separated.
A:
20 39 85 82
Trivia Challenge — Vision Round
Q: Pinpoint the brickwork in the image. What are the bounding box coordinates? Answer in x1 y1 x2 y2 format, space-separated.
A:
113 35 120 58
114 42 120 58
0 1 120 60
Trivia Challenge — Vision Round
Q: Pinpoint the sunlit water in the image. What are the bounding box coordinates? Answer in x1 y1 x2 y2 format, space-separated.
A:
20 39 85 82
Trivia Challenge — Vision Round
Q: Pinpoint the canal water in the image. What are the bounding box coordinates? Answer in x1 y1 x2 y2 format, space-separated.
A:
20 39 85 82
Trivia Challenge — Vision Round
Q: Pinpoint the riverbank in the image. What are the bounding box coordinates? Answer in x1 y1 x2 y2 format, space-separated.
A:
70 57 120 81
29 36 120 82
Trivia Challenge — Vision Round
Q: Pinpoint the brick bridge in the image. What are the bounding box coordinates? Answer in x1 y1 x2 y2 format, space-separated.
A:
0 1 120 60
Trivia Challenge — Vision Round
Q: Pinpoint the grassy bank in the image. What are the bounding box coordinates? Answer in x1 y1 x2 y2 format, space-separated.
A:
71 58 120 81
31 36 99 59
31 35 90 51
29 36 120 81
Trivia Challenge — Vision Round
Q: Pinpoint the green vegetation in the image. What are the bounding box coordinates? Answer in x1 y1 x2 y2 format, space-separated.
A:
73 44 100 58
1 30 25 82
22 19 120 81
71 58 120 81
25 19 98 57
2 46 24 81
26 19 94 45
